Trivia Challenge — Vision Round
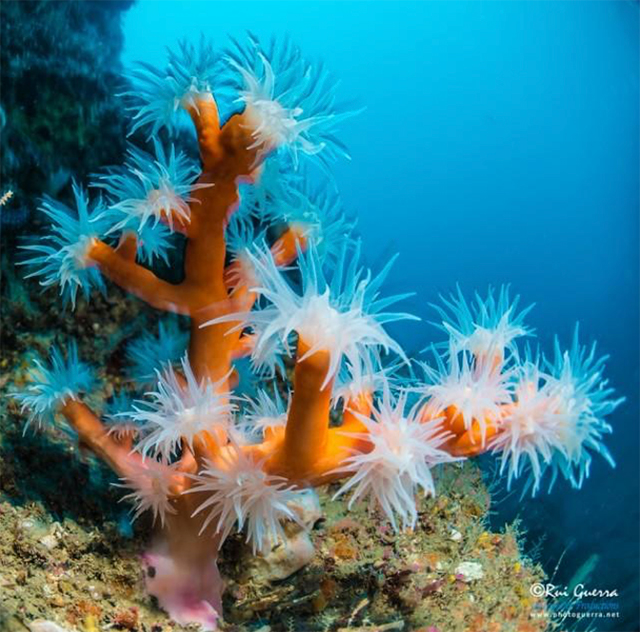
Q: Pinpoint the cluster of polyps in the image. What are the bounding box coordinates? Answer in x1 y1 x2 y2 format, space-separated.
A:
15 36 623 628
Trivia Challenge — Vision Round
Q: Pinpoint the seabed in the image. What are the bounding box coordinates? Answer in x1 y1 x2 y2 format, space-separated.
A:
0 269 552 632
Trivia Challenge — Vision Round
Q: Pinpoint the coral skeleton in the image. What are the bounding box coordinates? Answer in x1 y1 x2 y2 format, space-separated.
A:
14 34 624 630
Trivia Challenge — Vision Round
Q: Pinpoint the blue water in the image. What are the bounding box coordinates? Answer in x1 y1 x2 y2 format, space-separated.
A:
124 2 639 628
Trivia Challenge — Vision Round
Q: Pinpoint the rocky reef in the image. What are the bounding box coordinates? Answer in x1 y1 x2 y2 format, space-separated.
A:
0 0 134 232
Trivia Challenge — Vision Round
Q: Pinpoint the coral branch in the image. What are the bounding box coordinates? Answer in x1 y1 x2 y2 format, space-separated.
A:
88 239 187 313
206 112 263 181
267 340 333 482
115 231 139 261
60 399 140 477
272 226 307 267
189 309 241 384
448 419 500 457
429 404 502 457
182 182 234 304
185 96 222 170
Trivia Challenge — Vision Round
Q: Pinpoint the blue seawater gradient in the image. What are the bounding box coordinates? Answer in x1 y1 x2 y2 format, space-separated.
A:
123 2 639 629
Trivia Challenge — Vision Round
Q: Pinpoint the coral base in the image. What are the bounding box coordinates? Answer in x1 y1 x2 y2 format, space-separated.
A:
142 540 222 631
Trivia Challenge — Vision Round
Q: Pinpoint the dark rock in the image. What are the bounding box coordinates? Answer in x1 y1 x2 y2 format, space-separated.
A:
0 0 135 236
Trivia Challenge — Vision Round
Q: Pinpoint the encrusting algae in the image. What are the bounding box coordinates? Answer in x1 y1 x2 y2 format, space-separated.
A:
2 33 623 631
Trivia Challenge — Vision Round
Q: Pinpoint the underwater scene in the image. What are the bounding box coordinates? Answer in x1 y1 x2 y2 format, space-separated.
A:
0 1 638 631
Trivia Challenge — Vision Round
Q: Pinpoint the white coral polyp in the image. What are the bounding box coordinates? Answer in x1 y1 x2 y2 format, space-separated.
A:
549 380 590 459
433 286 534 363
333 391 460 531
224 216 263 292
333 349 398 408
449 316 527 367
114 179 191 233
188 445 300 553
426 351 513 445
177 81 214 113
57 235 94 296
132 356 235 460
203 245 412 390
489 365 569 492
292 291 394 385
240 389 288 436
545 352 616 486
229 254 259 295
272 289 398 388
116 460 179 527
106 421 141 441
244 98 313 155
237 55 325 160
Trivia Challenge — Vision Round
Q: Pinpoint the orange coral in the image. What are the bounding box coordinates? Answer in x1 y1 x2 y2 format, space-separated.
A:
68 101 371 489
49 96 381 623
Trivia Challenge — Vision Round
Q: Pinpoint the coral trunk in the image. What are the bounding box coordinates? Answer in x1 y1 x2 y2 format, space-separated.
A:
144 494 224 631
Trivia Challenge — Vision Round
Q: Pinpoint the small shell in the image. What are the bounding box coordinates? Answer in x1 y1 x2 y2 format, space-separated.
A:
449 528 463 542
